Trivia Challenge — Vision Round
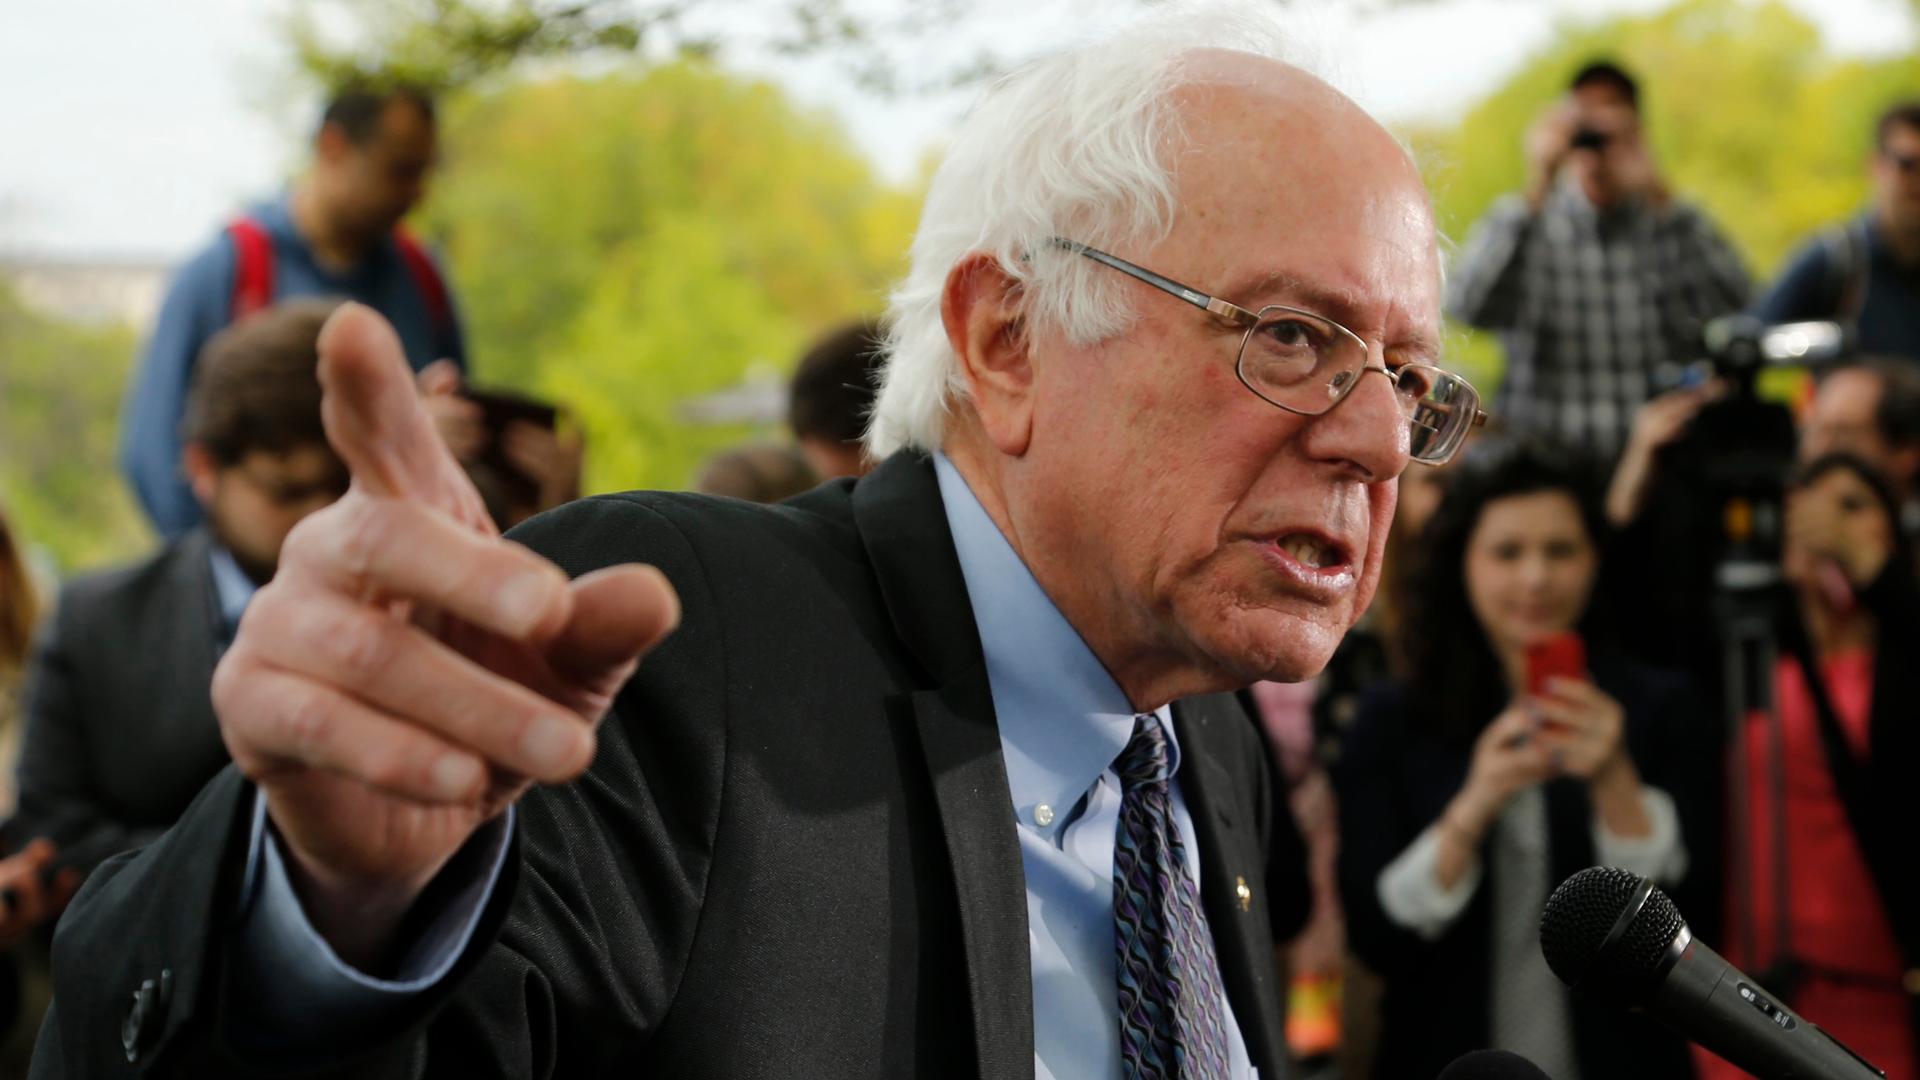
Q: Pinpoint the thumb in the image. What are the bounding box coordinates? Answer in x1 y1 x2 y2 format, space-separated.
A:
547 565 681 693
318 304 495 532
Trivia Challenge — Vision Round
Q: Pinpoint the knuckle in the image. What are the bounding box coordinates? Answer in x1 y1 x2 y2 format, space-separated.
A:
278 511 326 568
276 689 335 759
209 651 245 713
327 612 399 682
328 499 391 590
362 746 421 793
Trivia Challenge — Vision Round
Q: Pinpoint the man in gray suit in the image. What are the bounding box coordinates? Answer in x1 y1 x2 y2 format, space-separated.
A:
2 299 350 941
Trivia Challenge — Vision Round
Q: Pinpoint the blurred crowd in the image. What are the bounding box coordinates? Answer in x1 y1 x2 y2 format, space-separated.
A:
0 52 1917 1079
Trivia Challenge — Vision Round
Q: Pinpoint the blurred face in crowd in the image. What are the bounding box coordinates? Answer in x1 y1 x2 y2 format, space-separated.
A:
1565 79 1638 208
314 98 438 244
185 443 349 585
1462 490 1598 662
1802 368 1920 497
797 436 868 482
1782 466 1893 592
961 55 1435 703
1873 119 1920 237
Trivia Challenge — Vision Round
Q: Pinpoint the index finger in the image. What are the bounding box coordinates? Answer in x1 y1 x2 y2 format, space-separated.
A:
318 304 494 532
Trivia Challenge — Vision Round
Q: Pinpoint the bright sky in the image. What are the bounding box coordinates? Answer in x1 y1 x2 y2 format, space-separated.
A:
1 0 1912 261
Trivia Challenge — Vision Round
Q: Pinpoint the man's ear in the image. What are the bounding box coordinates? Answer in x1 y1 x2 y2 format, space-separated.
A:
941 253 1035 457
182 443 220 511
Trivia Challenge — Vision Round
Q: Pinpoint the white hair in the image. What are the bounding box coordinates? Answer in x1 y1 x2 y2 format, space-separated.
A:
865 2 1315 458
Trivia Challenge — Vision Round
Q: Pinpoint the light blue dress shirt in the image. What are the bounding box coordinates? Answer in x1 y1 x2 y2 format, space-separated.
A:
231 454 1256 1077
205 543 258 639
933 454 1255 1080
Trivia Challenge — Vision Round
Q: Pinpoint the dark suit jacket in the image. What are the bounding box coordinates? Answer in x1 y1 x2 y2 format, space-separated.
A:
9 527 232 871
33 452 1308 1078
1331 654 1715 1080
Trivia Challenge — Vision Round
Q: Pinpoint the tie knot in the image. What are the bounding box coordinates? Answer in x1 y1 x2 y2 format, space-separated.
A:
1115 714 1172 787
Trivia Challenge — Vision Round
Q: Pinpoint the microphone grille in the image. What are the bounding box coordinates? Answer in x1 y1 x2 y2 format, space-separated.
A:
1540 866 1684 998
1611 883 1686 983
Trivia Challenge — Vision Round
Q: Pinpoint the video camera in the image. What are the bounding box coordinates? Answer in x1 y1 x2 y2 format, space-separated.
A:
1657 316 1852 575
1696 315 1850 380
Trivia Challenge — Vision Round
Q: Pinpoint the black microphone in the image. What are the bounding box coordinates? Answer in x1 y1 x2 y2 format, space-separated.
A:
1540 866 1885 1079
1435 1049 1553 1079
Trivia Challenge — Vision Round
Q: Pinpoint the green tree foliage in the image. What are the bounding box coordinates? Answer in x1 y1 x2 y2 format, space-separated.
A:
419 62 920 493
0 285 150 571
288 0 648 95
286 0 1024 100
1408 0 1920 391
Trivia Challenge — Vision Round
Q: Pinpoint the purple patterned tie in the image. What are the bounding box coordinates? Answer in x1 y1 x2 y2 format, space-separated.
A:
1112 714 1232 1079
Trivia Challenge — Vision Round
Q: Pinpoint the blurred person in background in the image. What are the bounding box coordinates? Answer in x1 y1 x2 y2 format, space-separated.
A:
684 320 890 505
1702 453 1920 1080
1333 437 1711 1080
789 318 887 480
438 375 584 531
1447 60 1749 460
1601 354 1920 701
692 442 818 503
1299 454 1458 1078
0 504 56 1080
1799 356 1920 506
0 505 37 812
10 301 348 914
1752 102 1920 363
121 83 464 539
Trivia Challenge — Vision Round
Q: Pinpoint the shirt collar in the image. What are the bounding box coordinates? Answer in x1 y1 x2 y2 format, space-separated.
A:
255 193 390 280
206 543 259 633
932 453 1177 837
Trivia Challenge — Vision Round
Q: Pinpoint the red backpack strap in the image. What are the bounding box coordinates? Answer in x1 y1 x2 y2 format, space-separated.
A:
226 217 275 320
392 227 452 340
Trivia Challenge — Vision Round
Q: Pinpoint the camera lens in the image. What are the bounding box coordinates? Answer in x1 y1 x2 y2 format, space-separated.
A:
1570 128 1610 151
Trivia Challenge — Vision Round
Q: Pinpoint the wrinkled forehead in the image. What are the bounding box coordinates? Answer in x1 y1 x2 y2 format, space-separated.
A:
1157 59 1442 328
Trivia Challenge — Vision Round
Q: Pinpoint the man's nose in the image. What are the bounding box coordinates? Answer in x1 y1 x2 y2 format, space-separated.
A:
1298 364 1412 483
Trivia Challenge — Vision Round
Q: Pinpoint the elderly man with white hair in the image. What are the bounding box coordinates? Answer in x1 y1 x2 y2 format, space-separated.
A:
33 6 1484 1078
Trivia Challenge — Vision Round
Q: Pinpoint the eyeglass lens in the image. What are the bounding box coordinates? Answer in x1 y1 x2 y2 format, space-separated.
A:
1238 310 1475 463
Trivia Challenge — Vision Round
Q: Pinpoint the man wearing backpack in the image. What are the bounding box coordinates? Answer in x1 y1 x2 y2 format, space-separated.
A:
1753 101 1920 363
119 83 467 539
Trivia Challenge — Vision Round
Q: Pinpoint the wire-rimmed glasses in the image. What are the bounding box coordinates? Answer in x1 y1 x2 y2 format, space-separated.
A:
1055 239 1488 465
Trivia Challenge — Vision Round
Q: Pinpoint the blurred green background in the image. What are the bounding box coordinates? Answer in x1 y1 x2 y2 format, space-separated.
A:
3 0 1917 574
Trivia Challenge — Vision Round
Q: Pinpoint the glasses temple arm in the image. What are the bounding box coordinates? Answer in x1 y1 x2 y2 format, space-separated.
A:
1049 239 1255 326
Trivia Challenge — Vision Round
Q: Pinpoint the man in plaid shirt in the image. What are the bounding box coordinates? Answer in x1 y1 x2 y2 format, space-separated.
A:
1448 61 1750 460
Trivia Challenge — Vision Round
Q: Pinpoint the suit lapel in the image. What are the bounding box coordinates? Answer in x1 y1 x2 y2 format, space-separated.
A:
907 671 1034 1080
854 454 1034 1079
1175 693 1289 1078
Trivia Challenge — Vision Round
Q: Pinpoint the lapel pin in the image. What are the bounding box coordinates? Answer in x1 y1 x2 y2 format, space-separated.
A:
1236 875 1252 912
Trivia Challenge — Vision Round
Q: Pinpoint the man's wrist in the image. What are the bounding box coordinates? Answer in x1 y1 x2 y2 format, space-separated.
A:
278 835 447 977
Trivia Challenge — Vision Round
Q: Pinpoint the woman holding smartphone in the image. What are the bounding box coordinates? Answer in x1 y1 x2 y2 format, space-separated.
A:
1333 438 1711 1080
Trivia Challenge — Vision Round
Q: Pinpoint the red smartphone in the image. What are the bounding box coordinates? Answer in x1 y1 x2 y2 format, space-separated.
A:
1525 631 1587 698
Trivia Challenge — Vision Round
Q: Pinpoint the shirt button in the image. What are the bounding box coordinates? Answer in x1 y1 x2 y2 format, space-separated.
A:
1033 804 1055 827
